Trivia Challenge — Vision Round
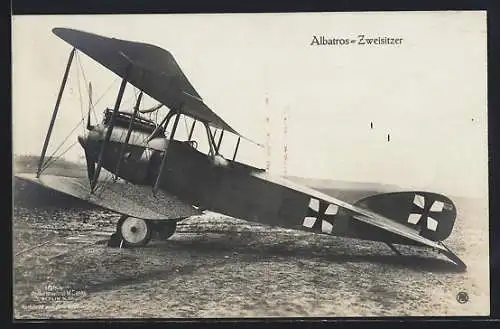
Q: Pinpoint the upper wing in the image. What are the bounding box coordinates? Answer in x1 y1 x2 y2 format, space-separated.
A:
15 173 201 220
52 27 255 142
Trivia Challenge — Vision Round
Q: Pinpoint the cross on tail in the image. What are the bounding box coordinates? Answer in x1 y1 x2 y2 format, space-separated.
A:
407 193 449 233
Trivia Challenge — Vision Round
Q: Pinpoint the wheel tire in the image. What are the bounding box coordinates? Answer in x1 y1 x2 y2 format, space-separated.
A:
116 215 152 247
155 221 177 240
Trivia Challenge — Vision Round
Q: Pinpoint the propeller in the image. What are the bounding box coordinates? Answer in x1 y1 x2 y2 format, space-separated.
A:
84 147 96 184
83 81 96 184
87 82 94 130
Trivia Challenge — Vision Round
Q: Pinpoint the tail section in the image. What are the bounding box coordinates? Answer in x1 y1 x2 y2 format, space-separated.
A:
354 192 457 242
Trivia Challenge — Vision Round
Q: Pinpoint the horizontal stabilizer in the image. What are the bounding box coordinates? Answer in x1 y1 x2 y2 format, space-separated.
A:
256 173 449 251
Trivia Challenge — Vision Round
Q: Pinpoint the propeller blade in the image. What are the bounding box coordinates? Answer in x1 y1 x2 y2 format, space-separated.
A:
84 148 96 184
87 82 94 130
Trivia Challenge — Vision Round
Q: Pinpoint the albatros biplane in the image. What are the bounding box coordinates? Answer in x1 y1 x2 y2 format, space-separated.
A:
15 28 466 271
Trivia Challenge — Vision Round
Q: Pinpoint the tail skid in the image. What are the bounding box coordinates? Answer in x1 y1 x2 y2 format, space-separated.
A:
438 242 467 272
384 241 466 272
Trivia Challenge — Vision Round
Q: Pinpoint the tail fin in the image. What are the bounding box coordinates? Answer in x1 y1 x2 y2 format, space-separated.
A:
354 192 457 241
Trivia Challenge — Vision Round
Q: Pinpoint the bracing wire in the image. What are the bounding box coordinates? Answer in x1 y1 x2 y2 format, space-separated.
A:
94 168 116 197
38 52 153 193
94 77 120 108
39 53 90 174
76 52 98 123
75 56 86 136
41 141 79 173
40 118 85 173
76 51 121 120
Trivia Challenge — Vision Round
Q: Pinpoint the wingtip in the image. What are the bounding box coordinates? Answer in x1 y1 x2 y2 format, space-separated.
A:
52 27 74 39
52 27 67 35
52 27 89 38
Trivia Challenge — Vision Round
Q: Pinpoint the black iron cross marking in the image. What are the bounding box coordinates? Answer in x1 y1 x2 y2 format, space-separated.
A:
303 198 338 234
407 194 444 232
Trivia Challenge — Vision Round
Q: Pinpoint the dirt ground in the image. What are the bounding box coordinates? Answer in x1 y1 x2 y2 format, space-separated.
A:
12 178 490 319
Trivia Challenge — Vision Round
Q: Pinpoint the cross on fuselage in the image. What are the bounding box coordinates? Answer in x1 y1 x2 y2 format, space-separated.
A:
308 200 336 232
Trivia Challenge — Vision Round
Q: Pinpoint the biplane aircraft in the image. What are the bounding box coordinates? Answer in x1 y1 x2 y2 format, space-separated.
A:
15 28 466 271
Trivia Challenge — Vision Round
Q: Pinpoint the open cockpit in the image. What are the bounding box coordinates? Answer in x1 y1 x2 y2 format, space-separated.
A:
84 103 264 187
102 108 160 136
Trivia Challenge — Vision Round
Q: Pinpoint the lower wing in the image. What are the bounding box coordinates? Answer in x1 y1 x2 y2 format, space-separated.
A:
15 173 201 220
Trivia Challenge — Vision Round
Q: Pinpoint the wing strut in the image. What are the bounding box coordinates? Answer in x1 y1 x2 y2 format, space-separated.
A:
146 109 175 143
188 120 196 141
114 90 143 180
216 130 224 153
204 123 217 156
37 48 76 178
91 65 131 192
232 137 241 161
153 107 182 195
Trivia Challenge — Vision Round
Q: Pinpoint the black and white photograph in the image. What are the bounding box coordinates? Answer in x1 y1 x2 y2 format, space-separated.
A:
12 11 489 318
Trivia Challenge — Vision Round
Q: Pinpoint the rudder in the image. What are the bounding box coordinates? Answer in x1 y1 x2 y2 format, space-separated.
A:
354 191 457 241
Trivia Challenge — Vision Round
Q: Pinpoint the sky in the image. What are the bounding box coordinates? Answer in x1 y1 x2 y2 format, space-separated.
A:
11 12 488 198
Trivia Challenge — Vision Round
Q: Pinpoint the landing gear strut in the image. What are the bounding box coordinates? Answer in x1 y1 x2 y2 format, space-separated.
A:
152 221 177 240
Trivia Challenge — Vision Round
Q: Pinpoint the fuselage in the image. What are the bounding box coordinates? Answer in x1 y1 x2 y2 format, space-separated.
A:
77 117 286 223
77 110 451 246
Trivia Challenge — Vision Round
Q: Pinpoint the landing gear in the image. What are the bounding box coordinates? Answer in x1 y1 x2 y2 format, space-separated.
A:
153 221 177 240
119 215 152 246
107 215 178 248
108 215 152 247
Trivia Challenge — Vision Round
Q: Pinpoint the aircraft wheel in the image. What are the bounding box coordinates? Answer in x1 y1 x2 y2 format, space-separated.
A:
117 215 152 247
155 221 177 240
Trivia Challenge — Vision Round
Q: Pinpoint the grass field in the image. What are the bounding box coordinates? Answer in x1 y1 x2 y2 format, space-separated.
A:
12 156 490 318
